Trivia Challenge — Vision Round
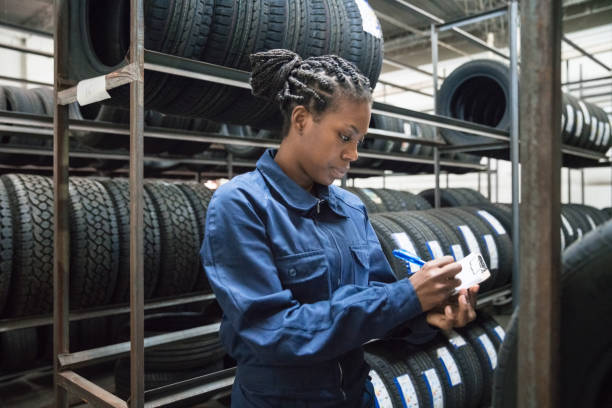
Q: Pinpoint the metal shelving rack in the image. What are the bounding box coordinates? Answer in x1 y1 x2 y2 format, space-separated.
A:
0 0 606 406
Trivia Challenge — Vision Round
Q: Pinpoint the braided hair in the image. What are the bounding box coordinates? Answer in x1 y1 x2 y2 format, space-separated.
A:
249 49 372 136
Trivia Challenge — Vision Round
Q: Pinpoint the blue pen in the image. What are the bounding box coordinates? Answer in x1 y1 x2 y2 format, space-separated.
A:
392 248 426 274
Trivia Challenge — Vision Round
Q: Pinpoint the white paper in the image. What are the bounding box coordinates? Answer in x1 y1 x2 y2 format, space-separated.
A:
477 334 498 369
76 75 111 106
454 252 491 293
422 368 444 408
427 240 444 259
477 210 507 235
436 347 462 386
391 232 420 273
394 374 419 408
458 225 480 255
494 325 505 341
369 370 393 408
451 244 464 261
356 0 383 39
483 234 499 270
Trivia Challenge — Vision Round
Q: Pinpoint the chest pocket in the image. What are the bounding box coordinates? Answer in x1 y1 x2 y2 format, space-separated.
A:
350 245 370 287
275 250 330 304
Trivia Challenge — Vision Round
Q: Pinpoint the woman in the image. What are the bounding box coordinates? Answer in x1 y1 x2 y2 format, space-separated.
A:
201 49 478 407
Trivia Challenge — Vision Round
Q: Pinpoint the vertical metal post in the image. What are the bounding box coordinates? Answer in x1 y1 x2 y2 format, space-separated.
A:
129 0 145 406
580 168 585 204
434 147 441 208
519 0 562 407
227 153 234 180
53 1 70 407
431 24 439 103
509 1 521 308
486 158 492 200
477 170 481 193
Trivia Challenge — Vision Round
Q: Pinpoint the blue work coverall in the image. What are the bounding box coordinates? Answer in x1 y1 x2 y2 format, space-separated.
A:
201 149 436 407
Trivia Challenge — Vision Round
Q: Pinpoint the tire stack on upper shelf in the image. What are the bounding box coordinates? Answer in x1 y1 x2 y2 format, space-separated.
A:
436 59 612 166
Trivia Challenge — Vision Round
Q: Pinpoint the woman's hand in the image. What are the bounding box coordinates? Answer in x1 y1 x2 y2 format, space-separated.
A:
409 256 462 312
425 285 479 331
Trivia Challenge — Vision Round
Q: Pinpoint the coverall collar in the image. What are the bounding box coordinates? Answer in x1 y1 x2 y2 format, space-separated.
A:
256 149 347 218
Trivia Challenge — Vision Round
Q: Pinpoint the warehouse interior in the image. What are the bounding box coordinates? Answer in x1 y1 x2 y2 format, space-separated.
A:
0 0 610 407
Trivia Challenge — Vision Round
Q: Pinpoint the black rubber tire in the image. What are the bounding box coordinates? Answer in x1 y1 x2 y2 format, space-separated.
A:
384 212 445 262
456 324 497 406
418 188 468 207
560 206 580 246
222 125 277 159
68 177 119 308
391 190 432 210
372 188 405 212
406 211 465 260
439 330 484 408
176 182 214 292
144 181 200 296
99 179 161 302
346 187 386 213
425 340 466 408
491 308 517 408
476 204 512 238
404 349 447 408
2 174 54 316
369 215 410 280
456 188 489 204
0 178 12 317
495 221 612 408
475 311 505 352
0 327 39 371
562 204 592 240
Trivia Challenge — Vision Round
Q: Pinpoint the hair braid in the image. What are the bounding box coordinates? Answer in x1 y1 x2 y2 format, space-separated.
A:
250 49 372 136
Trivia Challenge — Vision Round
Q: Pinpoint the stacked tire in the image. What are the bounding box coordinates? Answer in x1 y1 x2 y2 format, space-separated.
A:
436 59 612 163
67 0 384 130
0 175 215 319
366 311 505 408
346 187 432 213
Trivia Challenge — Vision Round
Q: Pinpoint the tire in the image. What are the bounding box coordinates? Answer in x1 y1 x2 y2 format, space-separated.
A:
406 211 465 260
365 349 423 408
392 190 432 211
439 330 484 408
0 178 12 316
418 188 467 207
176 182 214 292
0 327 39 371
99 179 161 302
404 349 447 408
475 311 505 351
222 125 278 159
457 324 498 406
68 177 119 308
369 215 411 280
425 340 467 408
144 181 200 296
384 212 447 262
346 187 386 213
2 174 54 316
372 188 405 212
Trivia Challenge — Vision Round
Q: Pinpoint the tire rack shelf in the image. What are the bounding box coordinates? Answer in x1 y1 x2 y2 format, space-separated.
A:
0 0 586 406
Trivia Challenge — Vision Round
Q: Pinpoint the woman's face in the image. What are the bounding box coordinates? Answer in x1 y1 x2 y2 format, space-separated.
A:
292 98 371 187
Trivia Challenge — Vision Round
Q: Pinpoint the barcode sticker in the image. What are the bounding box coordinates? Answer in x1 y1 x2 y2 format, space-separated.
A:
446 330 467 348
427 240 445 259
477 210 507 235
483 234 499 270
422 369 444 408
477 334 498 369
458 225 480 254
369 370 393 408
451 244 464 261
394 374 419 408
494 325 505 341
437 347 462 386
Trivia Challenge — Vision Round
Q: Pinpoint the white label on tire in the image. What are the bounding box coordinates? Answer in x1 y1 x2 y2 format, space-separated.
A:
577 228 583 240
483 234 499 270
561 214 573 236
594 119 603 146
445 330 467 348
590 116 598 142
578 101 591 126
561 228 566 251
404 122 412 137
585 215 597 230
427 240 444 259
575 108 584 139
477 210 507 235
436 347 462 386
561 111 565 129
477 333 498 369
363 188 383 205
458 225 480 255
356 0 383 39
451 244 464 261
494 325 506 341
369 370 393 408
391 232 420 272
422 368 444 408
394 374 419 408
565 104 574 134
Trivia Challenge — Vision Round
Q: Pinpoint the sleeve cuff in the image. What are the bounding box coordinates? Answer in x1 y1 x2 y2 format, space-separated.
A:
383 277 423 324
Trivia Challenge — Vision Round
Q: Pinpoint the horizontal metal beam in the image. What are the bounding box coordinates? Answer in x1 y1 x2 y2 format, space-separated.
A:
57 63 139 105
144 368 236 408
580 91 612 100
57 371 127 408
562 75 612 86
0 19 53 38
0 74 52 87
437 6 508 32
58 323 221 370
0 41 53 58
377 79 433 97
439 141 509 153
563 36 611 72
0 292 216 332
382 57 444 79
367 127 446 146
